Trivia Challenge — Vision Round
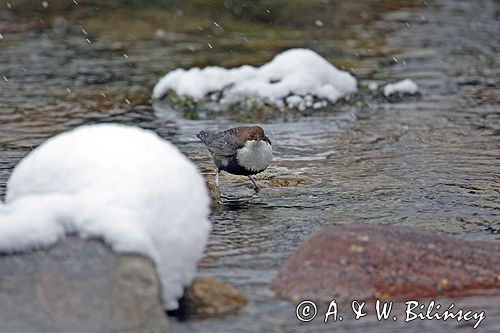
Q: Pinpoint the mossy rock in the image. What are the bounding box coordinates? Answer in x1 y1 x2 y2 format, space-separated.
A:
265 176 309 187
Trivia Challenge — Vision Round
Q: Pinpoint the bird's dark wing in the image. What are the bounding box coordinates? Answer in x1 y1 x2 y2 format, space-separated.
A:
197 128 244 156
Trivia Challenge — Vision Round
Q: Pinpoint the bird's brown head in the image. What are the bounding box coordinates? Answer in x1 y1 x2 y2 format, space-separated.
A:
238 126 271 145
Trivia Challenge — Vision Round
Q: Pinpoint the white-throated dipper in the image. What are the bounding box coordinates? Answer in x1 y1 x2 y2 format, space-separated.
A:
196 126 272 193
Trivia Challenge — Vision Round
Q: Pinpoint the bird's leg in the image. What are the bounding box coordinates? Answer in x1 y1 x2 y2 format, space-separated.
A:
215 169 220 187
247 175 260 193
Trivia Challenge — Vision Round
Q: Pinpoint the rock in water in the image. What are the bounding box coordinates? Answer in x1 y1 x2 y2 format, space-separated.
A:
272 225 500 303
0 237 170 333
0 124 211 310
177 276 247 319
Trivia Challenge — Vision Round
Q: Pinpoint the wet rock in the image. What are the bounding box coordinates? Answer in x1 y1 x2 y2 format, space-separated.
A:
200 170 221 207
205 178 221 205
265 176 308 187
177 276 247 319
0 237 170 333
272 225 500 303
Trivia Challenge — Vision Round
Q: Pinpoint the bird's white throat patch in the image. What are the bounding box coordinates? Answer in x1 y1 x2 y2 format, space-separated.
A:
236 140 273 172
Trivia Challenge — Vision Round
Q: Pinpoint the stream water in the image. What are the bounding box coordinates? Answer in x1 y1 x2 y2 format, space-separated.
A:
0 0 499 332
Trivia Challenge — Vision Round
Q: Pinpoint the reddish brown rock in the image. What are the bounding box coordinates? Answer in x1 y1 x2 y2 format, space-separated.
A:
271 225 500 303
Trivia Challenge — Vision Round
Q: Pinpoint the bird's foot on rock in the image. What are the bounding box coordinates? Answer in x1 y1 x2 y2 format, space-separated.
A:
247 176 261 194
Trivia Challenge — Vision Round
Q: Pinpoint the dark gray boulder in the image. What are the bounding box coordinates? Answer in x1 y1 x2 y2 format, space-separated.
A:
0 237 170 333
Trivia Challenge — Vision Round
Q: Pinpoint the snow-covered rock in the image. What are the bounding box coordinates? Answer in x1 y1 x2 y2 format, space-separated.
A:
153 48 357 110
0 124 211 310
383 79 419 96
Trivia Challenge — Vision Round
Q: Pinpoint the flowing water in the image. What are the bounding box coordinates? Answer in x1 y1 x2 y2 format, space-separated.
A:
0 0 499 332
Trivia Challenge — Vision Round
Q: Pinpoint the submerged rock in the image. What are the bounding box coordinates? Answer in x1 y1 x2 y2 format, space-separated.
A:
265 176 308 187
176 276 247 319
272 225 500 303
0 237 170 333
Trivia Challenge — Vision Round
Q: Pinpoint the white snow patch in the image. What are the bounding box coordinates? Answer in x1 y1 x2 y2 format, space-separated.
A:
383 79 419 96
154 28 167 39
314 19 324 27
367 81 378 91
153 48 357 110
285 95 303 108
313 101 328 109
0 124 211 310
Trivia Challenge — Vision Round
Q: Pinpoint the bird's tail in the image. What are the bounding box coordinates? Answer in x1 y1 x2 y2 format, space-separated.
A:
196 130 209 143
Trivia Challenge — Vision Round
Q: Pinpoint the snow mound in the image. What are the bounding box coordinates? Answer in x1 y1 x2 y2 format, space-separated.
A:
0 124 211 310
383 79 418 96
153 48 357 110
